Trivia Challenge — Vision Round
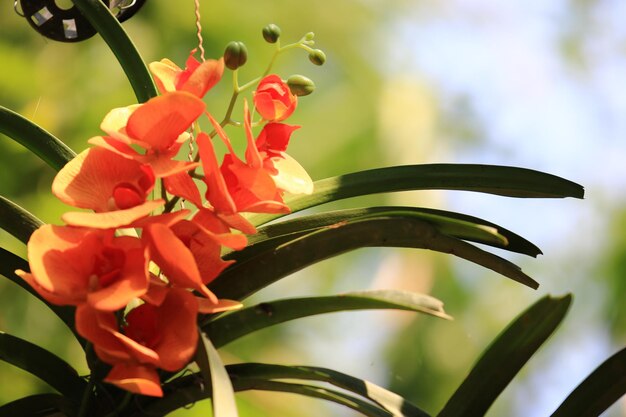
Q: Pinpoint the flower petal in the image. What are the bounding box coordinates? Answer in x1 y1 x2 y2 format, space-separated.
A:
105 363 163 397
62 200 165 229
269 152 314 195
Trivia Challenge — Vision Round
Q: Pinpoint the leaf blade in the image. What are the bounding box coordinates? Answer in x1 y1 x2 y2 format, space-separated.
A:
0 195 43 244
437 294 572 417
0 105 76 171
248 164 585 226
204 290 451 349
0 393 77 417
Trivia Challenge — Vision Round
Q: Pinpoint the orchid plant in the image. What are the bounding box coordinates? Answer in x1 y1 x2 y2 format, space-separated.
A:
0 1 624 417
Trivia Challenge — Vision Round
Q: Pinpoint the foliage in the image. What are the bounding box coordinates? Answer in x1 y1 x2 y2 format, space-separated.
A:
0 1 623 416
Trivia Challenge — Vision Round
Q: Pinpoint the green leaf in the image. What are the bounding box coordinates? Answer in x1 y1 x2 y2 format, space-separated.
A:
195 331 239 417
0 195 43 244
437 294 572 417
247 164 585 226
203 290 451 349
245 206 541 258
551 346 626 417
0 105 75 171
0 393 77 417
210 216 537 302
234 379 393 417
0 332 86 402
71 0 157 103
0 247 79 342
227 363 431 417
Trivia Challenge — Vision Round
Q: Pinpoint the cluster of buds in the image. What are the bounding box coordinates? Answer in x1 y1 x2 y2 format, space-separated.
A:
16 26 322 397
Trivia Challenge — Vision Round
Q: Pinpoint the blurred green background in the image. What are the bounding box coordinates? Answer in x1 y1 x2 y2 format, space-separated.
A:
1 1 625 416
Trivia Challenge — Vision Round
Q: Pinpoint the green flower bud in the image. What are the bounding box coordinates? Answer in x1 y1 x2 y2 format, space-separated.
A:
262 24 281 43
308 49 326 66
304 32 315 41
287 75 316 97
224 41 248 70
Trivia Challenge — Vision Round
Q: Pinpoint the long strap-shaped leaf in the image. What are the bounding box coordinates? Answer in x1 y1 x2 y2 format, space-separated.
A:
0 105 75 171
0 195 43 244
195 331 239 417
550 346 626 417
437 294 572 417
247 164 585 226
209 216 538 301
243 206 541 258
143 363 431 417
72 0 157 103
0 247 79 342
203 290 451 348
227 363 431 417
0 332 86 402
0 393 77 417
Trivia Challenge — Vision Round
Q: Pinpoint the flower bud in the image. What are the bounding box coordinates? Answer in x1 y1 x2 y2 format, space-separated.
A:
262 24 281 44
253 74 297 121
287 75 315 97
308 49 326 66
304 32 315 41
224 41 248 70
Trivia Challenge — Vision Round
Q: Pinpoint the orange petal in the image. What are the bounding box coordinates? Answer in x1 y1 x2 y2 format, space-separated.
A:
16 270 83 306
144 223 215 300
100 104 141 144
163 172 203 207
52 147 154 212
243 101 263 168
154 288 199 371
62 200 164 229
75 305 131 363
180 57 224 97
196 131 237 213
105 363 163 397
126 92 205 151
149 58 180 94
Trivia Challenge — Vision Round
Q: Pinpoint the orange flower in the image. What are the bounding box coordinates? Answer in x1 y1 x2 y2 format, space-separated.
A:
253 74 297 122
16 225 148 311
75 288 200 397
149 51 224 98
52 147 162 229
207 103 290 214
89 91 204 178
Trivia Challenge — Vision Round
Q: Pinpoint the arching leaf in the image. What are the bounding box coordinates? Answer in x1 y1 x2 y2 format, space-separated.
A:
0 195 43 244
203 290 451 348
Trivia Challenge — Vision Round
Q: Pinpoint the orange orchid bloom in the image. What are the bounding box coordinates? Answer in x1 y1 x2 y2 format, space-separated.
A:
52 147 162 229
75 288 200 397
16 225 148 312
89 91 204 178
149 50 225 98
207 103 291 214
253 74 297 122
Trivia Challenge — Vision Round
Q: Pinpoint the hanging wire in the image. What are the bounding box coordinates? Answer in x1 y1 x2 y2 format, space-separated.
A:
194 0 206 62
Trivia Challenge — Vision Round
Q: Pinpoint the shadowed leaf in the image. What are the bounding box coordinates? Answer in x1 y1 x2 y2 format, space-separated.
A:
0 195 43 244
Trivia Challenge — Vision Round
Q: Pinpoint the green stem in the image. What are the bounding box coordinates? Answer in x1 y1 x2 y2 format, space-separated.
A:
71 0 158 103
77 375 96 417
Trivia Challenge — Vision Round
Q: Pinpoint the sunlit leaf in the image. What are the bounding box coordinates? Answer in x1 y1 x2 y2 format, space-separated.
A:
0 332 86 402
551 346 626 417
244 206 541 258
72 0 158 103
203 290 451 348
437 294 572 417
0 393 77 417
0 247 79 342
210 216 537 302
227 363 431 417
0 105 75 171
0 195 43 244
195 331 239 417
248 164 585 226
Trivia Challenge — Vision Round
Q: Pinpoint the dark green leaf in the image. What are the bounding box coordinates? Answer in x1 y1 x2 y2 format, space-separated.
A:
0 247 80 343
247 164 585 226
437 294 572 417
0 195 43 244
195 331 239 417
204 290 451 348
0 393 77 417
227 363 431 417
210 217 537 302
0 105 75 171
235 379 393 417
244 206 541 258
0 332 86 402
551 346 626 417
72 0 157 103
